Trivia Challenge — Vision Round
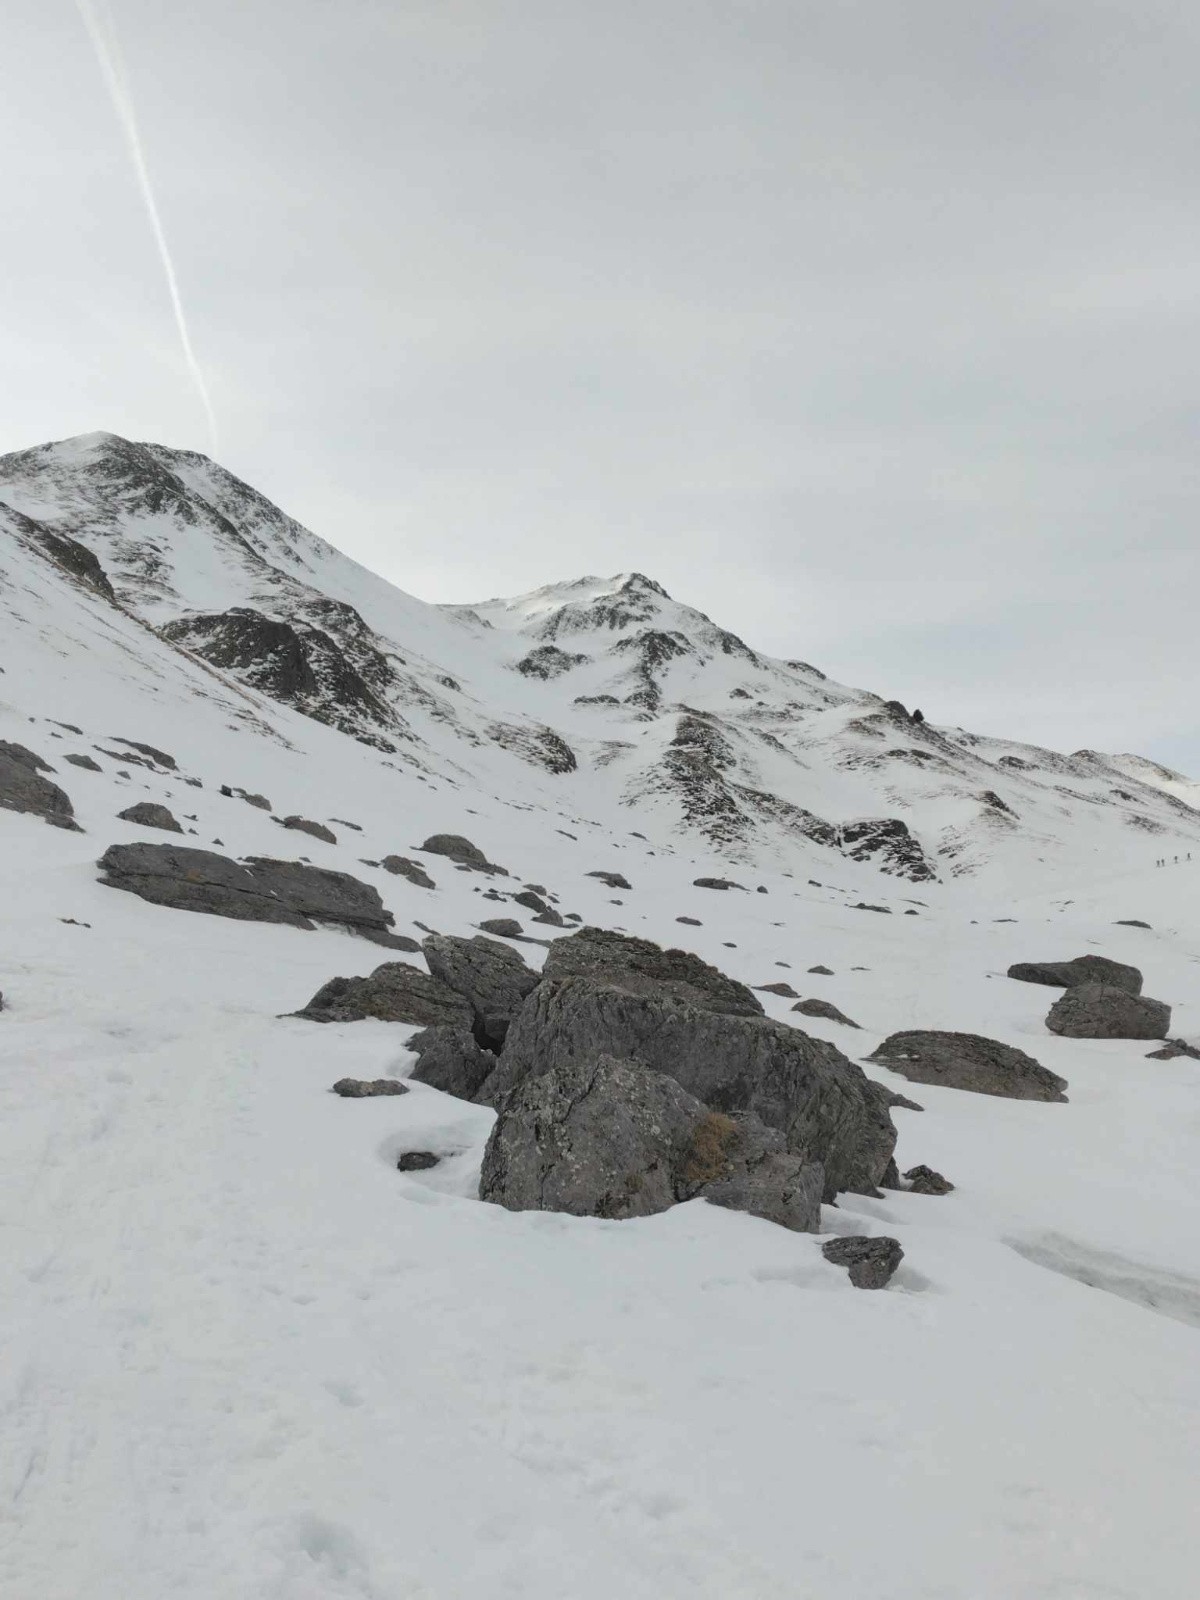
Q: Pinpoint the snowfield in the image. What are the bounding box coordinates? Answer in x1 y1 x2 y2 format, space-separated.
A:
1 435 1199 1598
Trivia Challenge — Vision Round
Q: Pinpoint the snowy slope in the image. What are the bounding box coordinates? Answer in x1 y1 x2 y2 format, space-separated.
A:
2 432 1200 1598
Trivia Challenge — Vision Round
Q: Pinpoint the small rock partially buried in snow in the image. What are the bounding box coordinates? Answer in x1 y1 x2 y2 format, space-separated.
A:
868 1030 1067 1102
821 1235 904 1289
331 1078 409 1098
118 801 183 833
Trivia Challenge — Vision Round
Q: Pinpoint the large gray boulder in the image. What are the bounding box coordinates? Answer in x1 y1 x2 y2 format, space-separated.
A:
422 933 540 1047
480 1054 823 1232
540 926 763 1018
1046 985 1171 1040
98 843 408 944
0 742 80 831
296 963 473 1028
407 1026 496 1099
483 978 896 1199
1008 955 1142 995
118 801 183 833
868 1030 1067 1102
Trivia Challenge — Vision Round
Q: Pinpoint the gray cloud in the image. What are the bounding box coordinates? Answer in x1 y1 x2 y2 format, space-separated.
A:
3 0 1196 767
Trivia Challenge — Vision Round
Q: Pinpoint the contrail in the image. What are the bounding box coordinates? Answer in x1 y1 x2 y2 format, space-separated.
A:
74 0 219 455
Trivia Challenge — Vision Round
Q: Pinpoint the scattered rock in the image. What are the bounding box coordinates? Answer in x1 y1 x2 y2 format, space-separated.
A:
0 742 81 830
513 889 549 914
422 933 540 1048
397 1151 441 1171
868 1030 1067 1101
298 963 473 1027
1045 985 1170 1040
117 801 183 833
407 1026 495 1099
676 916 702 926
903 1164 954 1195
331 818 362 831
532 907 566 927
693 876 744 891
1008 956 1142 996
755 981 799 998
480 1055 823 1231
111 738 176 769
419 834 506 874
852 902 891 914
587 870 632 890
276 815 337 844
381 855 435 888
792 997 860 1028
65 753 102 772
540 926 763 1017
808 965 834 976
332 1077 409 1097
485 979 897 1198
1115 920 1152 929
821 1235 903 1289
479 917 523 938
241 856 412 946
220 785 272 810
1145 1038 1200 1061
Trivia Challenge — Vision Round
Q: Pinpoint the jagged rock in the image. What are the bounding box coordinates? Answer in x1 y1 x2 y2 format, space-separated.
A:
903 1164 954 1195
381 855 435 888
220 785 272 810
484 979 897 1198
513 889 549 914
808 965 835 976
1115 920 1152 929
479 917 523 938
65 753 102 772
587 870 632 890
34 526 116 600
397 1151 441 1171
111 738 177 769
868 1030 1067 1102
98 843 403 942
422 933 540 1047
332 1077 409 1097
540 926 763 1017
1046 985 1170 1040
1146 1038 1200 1061
297 963 473 1027
755 981 799 998
693 876 744 891
792 997 860 1028
480 1055 823 1231
0 742 81 831
118 802 183 833
822 1235 903 1289
515 645 589 679
276 815 337 844
834 817 936 883
419 833 506 873
1008 956 1142 996
407 1026 495 1099
486 722 577 774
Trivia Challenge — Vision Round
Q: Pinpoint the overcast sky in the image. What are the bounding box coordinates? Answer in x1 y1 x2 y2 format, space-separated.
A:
4 0 1197 769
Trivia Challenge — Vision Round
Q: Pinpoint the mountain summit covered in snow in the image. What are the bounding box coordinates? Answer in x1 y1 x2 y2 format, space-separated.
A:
1 430 1196 889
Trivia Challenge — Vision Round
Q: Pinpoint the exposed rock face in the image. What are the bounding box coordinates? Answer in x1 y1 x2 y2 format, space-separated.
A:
407 1026 495 1099
479 1055 823 1231
835 818 936 882
904 1164 954 1195
419 834 505 873
586 870 632 890
297 963 473 1028
822 1235 904 1289
332 1078 409 1097
34 524 116 600
540 926 763 1018
421 933 540 1048
118 802 183 833
276 815 336 844
792 998 860 1028
1008 956 1143 996
380 855 435 888
0 742 81 830
868 1031 1068 1102
1046 985 1171 1040
486 722 578 774
98 843 403 942
514 645 590 680
485 979 897 1199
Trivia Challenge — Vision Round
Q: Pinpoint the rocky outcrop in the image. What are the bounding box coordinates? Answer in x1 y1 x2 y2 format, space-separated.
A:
484 978 897 1198
380 855 435 888
407 1026 495 1099
0 742 80 831
868 1030 1067 1102
822 1235 903 1289
419 834 506 874
1046 985 1170 1040
1008 956 1142 995
297 963 473 1028
540 927 763 1017
514 645 589 679
792 998 860 1028
834 818 936 882
98 843 405 943
117 802 183 833
276 815 337 844
110 738 177 770
422 933 540 1048
480 1055 823 1231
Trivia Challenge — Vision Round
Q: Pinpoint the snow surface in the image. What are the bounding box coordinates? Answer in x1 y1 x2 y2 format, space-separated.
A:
2 436 1200 1597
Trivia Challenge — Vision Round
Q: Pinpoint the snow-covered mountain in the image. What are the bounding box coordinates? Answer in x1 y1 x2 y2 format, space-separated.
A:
2 431 1199 1600
2 431 1197 892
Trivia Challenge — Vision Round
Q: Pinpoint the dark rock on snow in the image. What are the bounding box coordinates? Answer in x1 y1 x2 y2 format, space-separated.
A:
298 962 473 1028
808 965 835 976
478 917 524 938
65 753 102 772
1115 920 1152 929
419 834 505 873
513 889 549 914
755 981 799 998
397 1151 441 1171
0 742 81 830
332 1077 409 1097
422 933 540 1048
1146 1038 1200 1061
903 1164 954 1195
540 926 763 1018
586 870 632 890
381 855 436 888
532 907 567 927
407 1026 495 1100
1008 955 1142 996
220 785 272 810
792 997 861 1028
822 1235 903 1289
110 737 177 769
693 876 744 891
118 801 183 833
676 916 702 926
1045 985 1170 1040
868 1030 1067 1102
276 814 337 844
